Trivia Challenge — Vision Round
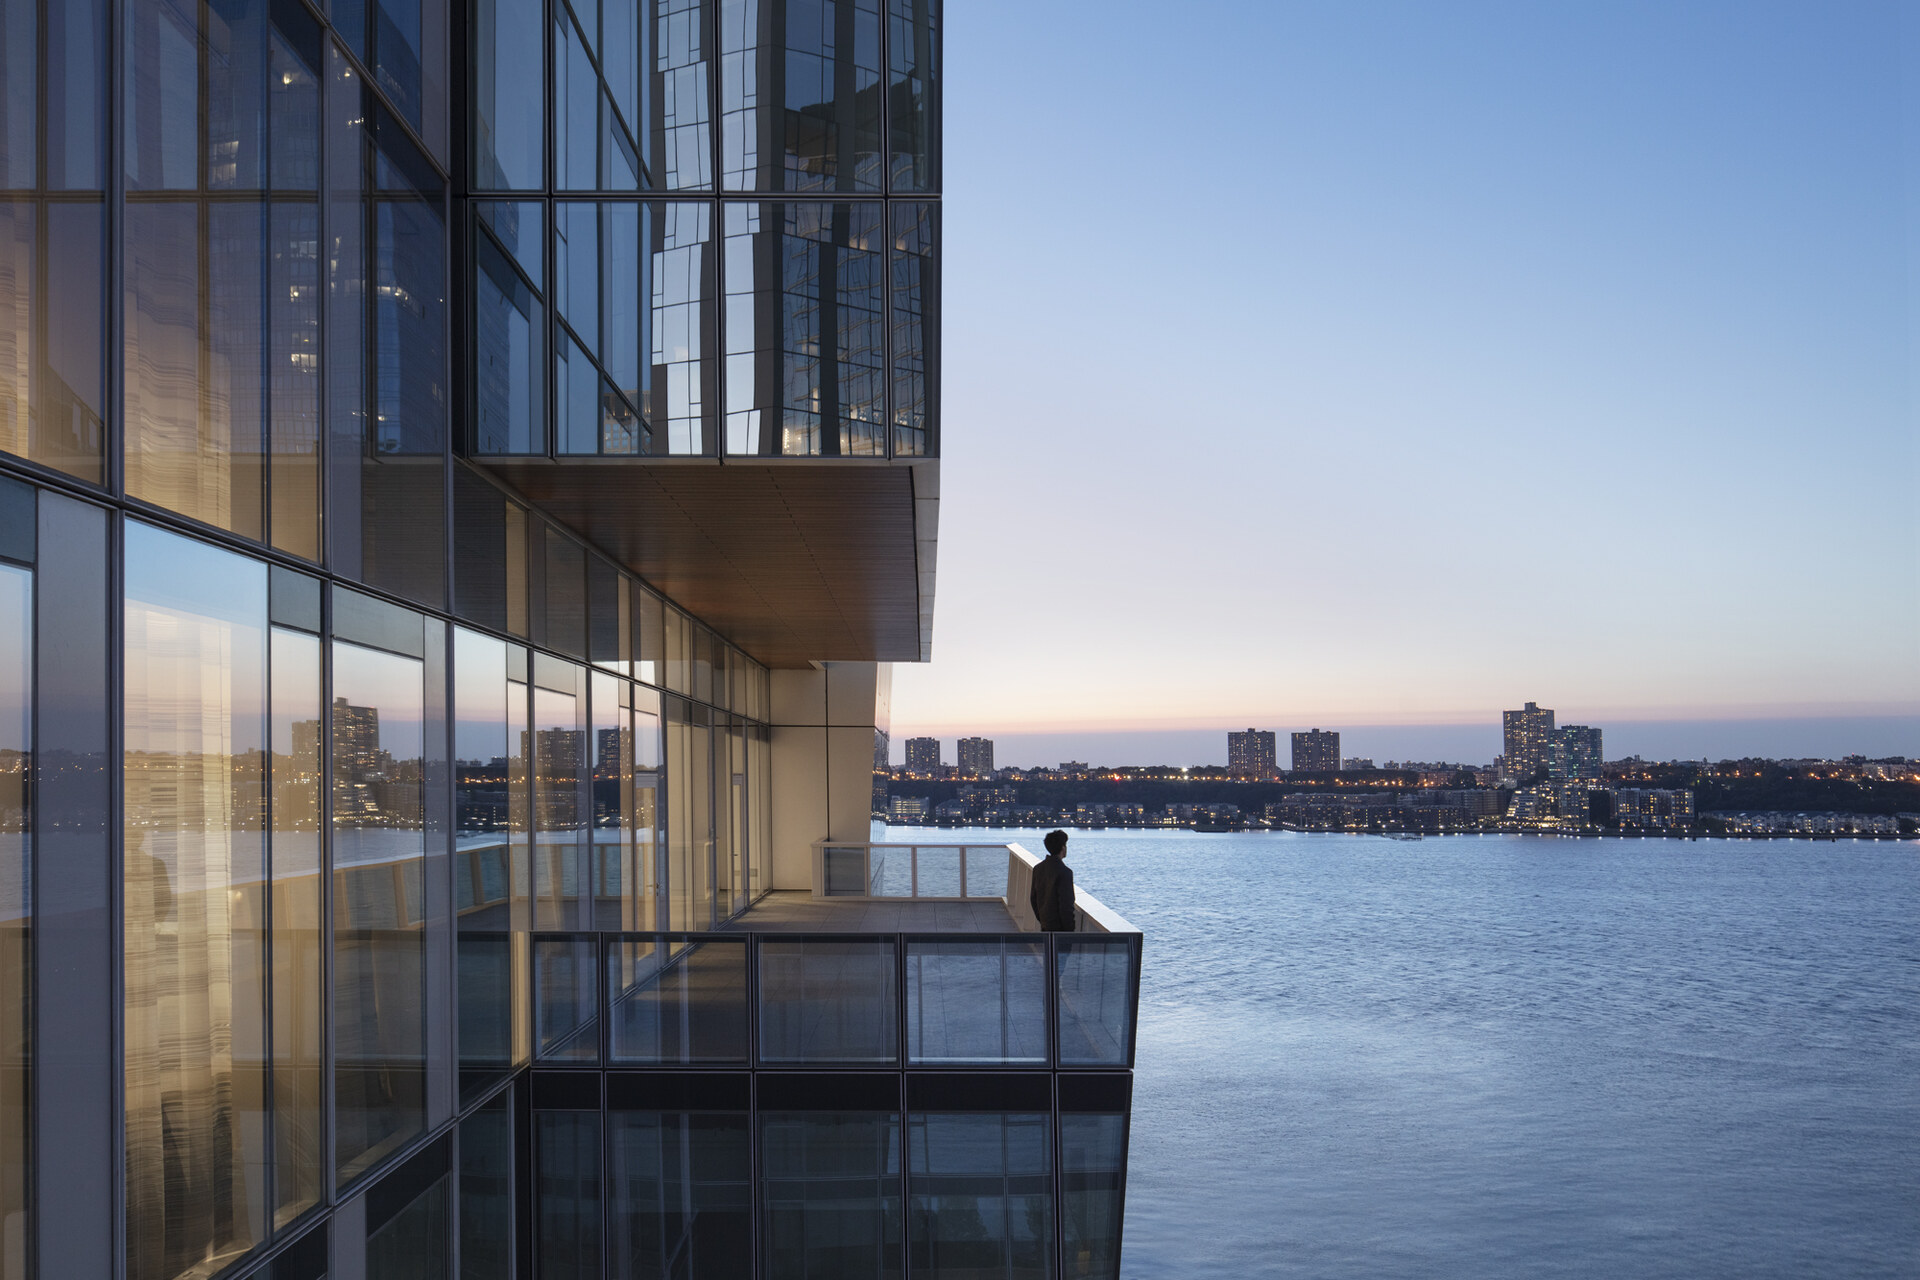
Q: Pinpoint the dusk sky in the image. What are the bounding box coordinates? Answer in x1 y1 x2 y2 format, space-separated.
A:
890 0 1919 767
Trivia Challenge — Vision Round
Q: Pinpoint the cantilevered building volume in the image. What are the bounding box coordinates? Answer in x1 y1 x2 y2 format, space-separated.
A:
0 4 1139 1279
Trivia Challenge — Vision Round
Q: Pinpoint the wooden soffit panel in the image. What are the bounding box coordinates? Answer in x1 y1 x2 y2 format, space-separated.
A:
476 459 921 668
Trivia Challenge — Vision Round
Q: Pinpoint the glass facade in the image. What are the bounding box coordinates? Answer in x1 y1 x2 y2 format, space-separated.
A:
0 505 28 1280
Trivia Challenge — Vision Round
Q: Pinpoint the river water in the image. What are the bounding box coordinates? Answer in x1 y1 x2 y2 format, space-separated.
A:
960 828 1918 1278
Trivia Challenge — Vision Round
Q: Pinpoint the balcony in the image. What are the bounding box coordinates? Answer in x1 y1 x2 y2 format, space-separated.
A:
527 842 1141 1071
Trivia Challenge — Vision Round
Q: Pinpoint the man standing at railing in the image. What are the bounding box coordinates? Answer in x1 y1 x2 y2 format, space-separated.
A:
1031 830 1077 931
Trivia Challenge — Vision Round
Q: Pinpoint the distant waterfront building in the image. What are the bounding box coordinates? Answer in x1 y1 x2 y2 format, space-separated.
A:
1059 761 1090 779
957 736 995 775
1341 757 1375 772
905 736 942 775
1503 702 1556 781
1551 724 1603 779
1291 729 1341 774
889 795 931 822
1228 729 1278 778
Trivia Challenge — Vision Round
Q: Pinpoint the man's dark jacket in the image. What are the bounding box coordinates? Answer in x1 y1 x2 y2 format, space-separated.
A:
1029 855 1076 932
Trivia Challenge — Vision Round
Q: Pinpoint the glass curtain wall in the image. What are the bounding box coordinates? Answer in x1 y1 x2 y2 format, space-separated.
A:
906 1112 1052 1280
762 1113 903 1280
332 635 428 1184
123 525 272 1280
609 1111 751 1279
270 626 326 1224
0 551 29 1280
0 0 108 485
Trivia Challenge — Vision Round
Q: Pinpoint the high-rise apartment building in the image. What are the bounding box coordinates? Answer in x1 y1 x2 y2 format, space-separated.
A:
0 7 1138 1279
1503 702 1556 782
958 735 995 774
1228 729 1278 778
1551 725 1603 779
1291 729 1341 774
906 735 943 774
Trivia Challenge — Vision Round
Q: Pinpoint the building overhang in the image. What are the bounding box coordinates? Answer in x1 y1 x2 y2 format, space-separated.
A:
474 457 938 668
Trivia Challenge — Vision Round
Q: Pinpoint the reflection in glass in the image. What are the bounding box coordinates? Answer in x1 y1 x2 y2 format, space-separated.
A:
890 202 936 457
907 1113 1052 1280
1055 939 1135 1067
632 697 663 930
460 1093 514 1278
366 1170 450 1280
474 229 545 456
535 935 600 1061
762 1113 902 1280
758 938 897 1064
652 0 714 189
888 0 939 190
538 1111 603 1280
724 201 884 456
332 638 428 1184
270 628 325 1223
123 524 270 1280
906 938 1046 1065
473 0 544 189
591 672 631 926
0 565 29 1280
608 937 748 1063
611 1111 751 1279
455 629 524 1098
1060 1114 1126 1280
534 675 586 929
721 0 882 193
0 200 106 484
650 200 714 453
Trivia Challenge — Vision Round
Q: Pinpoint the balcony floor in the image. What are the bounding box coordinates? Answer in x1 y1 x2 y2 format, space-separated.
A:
724 891 1019 933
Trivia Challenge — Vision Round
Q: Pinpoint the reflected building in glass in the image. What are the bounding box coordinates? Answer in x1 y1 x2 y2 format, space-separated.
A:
0 0 1137 1277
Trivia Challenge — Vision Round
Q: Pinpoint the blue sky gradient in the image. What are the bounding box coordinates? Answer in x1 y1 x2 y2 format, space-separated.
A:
891 0 1918 763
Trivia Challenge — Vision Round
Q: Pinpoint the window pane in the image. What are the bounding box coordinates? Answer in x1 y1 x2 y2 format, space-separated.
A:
590 671 629 925
762 1113 901 1280
758 938 897 1064
906 938 1046 1065
455 629 520 1100
887 0 938 191
0 563 30 1280
608 936 747 1064
534 679 586 928
721 0 881 192
1055 938 1135 1067
651 0 712 190
723 201 884 456
366 1170 450 1280
538 1111 603 1280
907 1113 1052 1280
610 1111 750 1279
333 638 428 1184
460 1093 514 1278
1059 1114 1126 1280
271 627 325 1223
474 0 545 188
123 524 270 1280
535 935 599 1061
0 200 106 484
474 232 545 456
889 202 936 457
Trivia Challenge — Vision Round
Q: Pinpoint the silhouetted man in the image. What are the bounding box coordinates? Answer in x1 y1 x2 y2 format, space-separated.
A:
1030 829 1076 932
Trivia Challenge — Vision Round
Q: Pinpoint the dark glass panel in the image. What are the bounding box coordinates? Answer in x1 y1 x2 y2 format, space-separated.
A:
723 201 883 455
122 525 270 1280
0 199 105 483
761 1112 902 1280
650 0 712 190
649 200 715 454
633 588 664 687
758 937 897 1064
537 1110 603 1280
453 468 509 630
534 934 599 1061
332 637 428 1185
543 530 588 659
907 1112 1052 1280
555 13 600 190
721 0 881 193
459 1092 514 1277
271 627 326 1224
270 193 323 559
608 936 747 1063
363 128 448 607
473 0 545 189
610 1112 751 1279
588 560 626 673
604 201 641 415
0 563 28 1280
326 43 368 579
556 201 600 357
336 0 445 153
474 231 545 455
2 0 107 190
454 629 517 1099
476 200 544 289
905 937 1046 1065
366 1171 450 1280
1055 938 1136 1067
889 201 935 456
1059 1114 1126 1280
887 0 937 191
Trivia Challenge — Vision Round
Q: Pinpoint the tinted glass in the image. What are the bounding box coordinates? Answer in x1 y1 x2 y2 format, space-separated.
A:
333 638 428 1183
651 0 713 189
608 936 748 1063
123 524 270 1280
758 938 897 1064
0 563 28 1279
459 1092 514 1278
537 1110 603 1280
721 0 881 192
610 1111 751 1279
366 1172 450 1280
473 0 545 188
906 1112 1051 1280
0 199 106 484
761 1112 902 1280
1055 938 1135 1067
454 629 522 1098
889 201 936 456
724 201 884 455
474 230 545 456
905 938 1046 1065
272 628 326 1223
1059 1114 1126 1280
887 0 938 190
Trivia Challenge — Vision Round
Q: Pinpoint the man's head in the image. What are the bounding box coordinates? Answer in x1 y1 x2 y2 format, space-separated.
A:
1044 830 1069 857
